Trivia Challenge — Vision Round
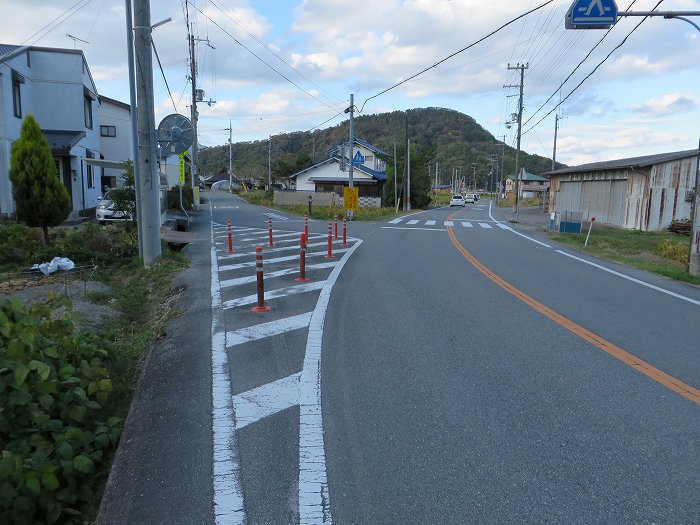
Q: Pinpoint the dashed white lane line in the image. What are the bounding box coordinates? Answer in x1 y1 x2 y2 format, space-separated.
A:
479 222 492 229
407 219 419 225
388 217 403 224
497 223 511 230
226 312 313 348
223 281 325 309
233 373 301 430
444 221 454 226
462 221 473 228
210 224 246 524
425 220 436 226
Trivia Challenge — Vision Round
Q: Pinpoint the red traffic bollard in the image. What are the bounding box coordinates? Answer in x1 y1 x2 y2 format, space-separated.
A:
227 219 234 254
251 247 271 312
295 233 310 282
324 221 335 259
334 214 338 240
341 217 348 247
304 214 309 240
268 217 274 248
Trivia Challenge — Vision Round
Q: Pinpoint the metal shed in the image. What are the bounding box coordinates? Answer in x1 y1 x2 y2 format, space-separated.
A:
545 150 698 231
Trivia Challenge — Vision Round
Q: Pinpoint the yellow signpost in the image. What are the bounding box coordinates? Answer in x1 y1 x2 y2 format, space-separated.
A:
343 186 359 210
179 153 186 184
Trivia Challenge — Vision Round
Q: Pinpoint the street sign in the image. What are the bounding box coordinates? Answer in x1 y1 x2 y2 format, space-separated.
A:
343 186 359 210
568 0 618 27
179 152 186 184
352 150 364 164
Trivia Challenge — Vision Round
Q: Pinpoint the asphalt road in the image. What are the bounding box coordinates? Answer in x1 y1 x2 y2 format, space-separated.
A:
99 192 699 524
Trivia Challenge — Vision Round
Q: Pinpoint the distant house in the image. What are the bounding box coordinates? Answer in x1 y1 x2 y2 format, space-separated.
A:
505 168 550 199
0 44 103 218
289 138 388 198
545 149 697 231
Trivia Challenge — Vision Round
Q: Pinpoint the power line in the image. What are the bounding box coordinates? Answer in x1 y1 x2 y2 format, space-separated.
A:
208 0 343 106
22 0 93 46
523 0 664 136
358 0 558 112
151 37 178 113
187 2 343 112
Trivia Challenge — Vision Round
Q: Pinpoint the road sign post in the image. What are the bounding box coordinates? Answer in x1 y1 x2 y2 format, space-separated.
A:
343 186 359 212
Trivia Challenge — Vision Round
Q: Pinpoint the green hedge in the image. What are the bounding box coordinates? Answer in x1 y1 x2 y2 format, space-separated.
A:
0 297 121 524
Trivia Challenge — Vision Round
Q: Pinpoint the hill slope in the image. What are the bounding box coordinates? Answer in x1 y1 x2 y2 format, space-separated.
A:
198 107 562 191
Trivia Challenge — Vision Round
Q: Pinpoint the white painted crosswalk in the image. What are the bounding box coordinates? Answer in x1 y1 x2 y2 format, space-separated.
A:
382 217 511 231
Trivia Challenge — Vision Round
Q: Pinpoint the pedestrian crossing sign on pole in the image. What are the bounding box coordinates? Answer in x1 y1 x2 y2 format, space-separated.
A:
344 186 359 210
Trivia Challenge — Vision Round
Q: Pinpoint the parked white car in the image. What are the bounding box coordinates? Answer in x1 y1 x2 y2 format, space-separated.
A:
449 195 466 207
96 190 134 224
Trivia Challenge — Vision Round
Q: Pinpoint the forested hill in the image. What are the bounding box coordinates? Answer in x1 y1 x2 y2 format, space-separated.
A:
198 107 563 189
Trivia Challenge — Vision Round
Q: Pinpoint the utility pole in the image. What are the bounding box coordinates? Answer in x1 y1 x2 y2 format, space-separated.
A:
133 0 161 265
187 26 199 207
507 62 528 221
268 135 272 191
393 138 397 207
690 140 700 276
345 93 354 219
552 113 560 171
435 161 439 207
124 0 143 258
224 119 233 193
407 138 411 211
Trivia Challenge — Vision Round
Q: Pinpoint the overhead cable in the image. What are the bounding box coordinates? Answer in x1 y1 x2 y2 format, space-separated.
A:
523 0 664 135
359 0 557 112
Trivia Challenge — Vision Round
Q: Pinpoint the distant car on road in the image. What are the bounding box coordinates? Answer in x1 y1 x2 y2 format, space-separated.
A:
450 195 466 207
463 193 476 204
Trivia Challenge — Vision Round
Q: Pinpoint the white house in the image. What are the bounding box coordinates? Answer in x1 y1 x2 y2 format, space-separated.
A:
290 138 388 198
505 168 550 199
0 44 103 218
96 95 133 191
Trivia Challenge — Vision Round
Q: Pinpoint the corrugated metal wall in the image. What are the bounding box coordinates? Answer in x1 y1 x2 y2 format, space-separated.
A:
551 155 697 231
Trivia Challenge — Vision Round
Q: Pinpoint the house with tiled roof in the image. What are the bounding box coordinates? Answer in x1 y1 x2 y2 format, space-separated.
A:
0 44 104 218
289 138 388 200
505 168 550 199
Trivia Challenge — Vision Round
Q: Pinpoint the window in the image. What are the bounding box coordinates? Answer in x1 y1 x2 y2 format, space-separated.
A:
100 125 116 137
364 155 373 162
84 94 93 129
86 151 94 189
12 70 24 118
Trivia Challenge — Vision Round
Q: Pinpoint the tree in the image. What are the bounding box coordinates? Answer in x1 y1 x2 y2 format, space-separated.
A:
9 114 71 245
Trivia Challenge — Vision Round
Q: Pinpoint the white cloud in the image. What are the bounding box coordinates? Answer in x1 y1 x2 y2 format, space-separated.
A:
630 93 699 117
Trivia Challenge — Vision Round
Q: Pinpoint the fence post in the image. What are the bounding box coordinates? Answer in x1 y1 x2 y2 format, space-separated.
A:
227 219 234 254
341 217 348 247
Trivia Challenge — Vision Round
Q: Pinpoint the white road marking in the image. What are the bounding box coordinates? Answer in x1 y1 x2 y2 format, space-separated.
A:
506 228 551 247
220 262 338 288
380 226 446 232
217 239 332 260
210 224 246 524
556 250 700 306
497 223 511 230
219 248 349 272
425 220 436 226
479 223 492 229
226 312 313 348
223 281 325 309
388 217 403 224
298 239 362 525
444 221 454 226
461 221 473 228
233 373 301 430
407 220 419 225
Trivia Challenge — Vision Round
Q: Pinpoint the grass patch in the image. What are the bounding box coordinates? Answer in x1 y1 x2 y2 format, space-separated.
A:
0 220 190 522
548 226 699 285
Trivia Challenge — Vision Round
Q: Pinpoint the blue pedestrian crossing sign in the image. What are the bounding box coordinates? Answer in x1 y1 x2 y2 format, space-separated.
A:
568 0 617 27
352 150 364 164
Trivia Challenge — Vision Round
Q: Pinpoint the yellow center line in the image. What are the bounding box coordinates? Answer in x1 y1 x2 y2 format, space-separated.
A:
446 212 699 405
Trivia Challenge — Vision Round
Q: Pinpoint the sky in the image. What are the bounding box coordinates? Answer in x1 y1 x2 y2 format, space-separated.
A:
6 0 700 169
